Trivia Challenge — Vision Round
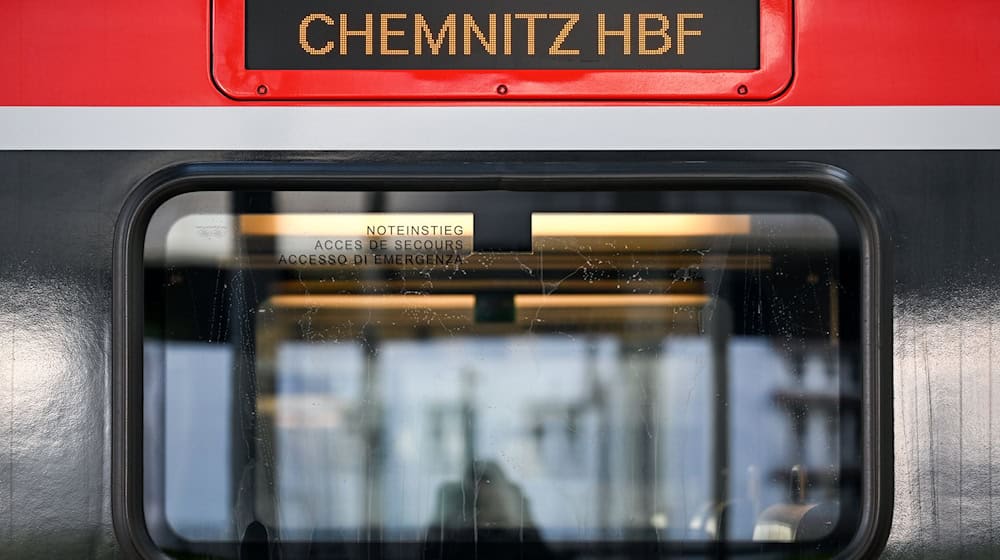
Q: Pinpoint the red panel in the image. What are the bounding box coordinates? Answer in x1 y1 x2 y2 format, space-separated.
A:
1 0 1000 105
0 0 216 105
213 0 792 101
791 0 1000 105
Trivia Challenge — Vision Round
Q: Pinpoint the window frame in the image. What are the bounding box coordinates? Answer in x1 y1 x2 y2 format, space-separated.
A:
112 159 892 559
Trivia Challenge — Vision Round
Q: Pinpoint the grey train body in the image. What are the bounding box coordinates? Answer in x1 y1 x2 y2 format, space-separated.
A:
1 151 997 558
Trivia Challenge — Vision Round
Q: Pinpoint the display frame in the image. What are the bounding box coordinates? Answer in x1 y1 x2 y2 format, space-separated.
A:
112 158 892 559
211 0 793 101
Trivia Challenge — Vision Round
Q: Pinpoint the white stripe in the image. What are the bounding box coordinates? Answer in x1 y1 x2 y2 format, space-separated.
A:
0 106 998 150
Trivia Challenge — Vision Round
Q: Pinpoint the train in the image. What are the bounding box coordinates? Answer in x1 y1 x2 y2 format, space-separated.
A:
1 0 999 558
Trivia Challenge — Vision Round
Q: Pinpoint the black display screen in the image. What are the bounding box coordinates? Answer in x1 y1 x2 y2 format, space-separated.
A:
245 0 760 70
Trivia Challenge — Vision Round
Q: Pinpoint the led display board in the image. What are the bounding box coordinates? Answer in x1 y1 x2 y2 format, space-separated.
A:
246 1 759 70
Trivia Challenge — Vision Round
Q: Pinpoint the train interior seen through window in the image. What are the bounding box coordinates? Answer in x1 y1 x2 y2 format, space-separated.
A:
141 188 864 558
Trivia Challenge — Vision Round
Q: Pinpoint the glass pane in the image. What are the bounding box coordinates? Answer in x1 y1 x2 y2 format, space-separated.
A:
143 189 864 558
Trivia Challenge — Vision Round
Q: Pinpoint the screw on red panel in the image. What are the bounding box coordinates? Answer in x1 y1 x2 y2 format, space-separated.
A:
496 84 509 95
737 84 749 95
256 84 269 95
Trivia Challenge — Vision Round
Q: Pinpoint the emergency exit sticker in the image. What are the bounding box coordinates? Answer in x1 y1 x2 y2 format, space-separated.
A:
238 213 474 268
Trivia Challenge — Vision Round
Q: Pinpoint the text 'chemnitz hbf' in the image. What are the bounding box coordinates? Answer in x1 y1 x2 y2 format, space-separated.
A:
298 12 705 57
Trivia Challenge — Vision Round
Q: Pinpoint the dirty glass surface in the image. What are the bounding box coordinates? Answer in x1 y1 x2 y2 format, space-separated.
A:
142 189 864 558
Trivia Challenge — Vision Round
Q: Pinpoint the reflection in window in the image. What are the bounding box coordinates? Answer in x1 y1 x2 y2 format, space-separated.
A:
143 190 863 558
144 342 233 541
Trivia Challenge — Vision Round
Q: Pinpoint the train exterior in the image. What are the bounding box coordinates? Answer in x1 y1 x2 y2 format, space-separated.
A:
1 0 999 558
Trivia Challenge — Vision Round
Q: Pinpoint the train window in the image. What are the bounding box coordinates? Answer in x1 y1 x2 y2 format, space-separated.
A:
133 178 878 559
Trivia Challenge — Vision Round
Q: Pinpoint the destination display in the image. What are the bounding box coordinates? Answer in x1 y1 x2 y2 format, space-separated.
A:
246 0 760 70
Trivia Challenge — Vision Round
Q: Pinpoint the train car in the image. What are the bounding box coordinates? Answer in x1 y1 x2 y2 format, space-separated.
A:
1 0 998 558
